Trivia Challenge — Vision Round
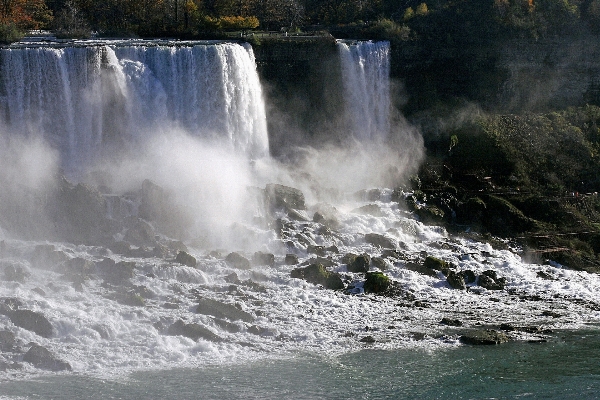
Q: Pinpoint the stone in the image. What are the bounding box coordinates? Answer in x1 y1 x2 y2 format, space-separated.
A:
265 183 306 211
23 344 71 371
424 256 447 271
225 252 251 270
10 309 54 338
195 298 254 322
2 262 30 282
0 330 16 351
460 330 509 345
290 264 344 290
175 251 197 268
252 251 275 266
353 204 384 217
167 320 222 342
124 219 157 247
97 258 135 284
285 254 299 265
364 233 397 249
446 271 466 290
405 262 438 277
441 317 463 326
363 272 390 294
346 254 370 273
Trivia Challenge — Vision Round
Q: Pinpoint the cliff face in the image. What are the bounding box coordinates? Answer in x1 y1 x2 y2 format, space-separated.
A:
252 34 600 123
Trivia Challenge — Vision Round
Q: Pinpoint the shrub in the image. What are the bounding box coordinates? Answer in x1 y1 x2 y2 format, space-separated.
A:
0 23 23 44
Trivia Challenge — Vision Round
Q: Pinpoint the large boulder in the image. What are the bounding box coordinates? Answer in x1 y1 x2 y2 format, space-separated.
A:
291 264 344 290
10 309 54 338
446 271 466 290
195 298 254 322
97 258 135 284
265 184 306 212
176 251 197 268
345 253 370 273
252 251 275 267
123 218 157 248
23 344 71 371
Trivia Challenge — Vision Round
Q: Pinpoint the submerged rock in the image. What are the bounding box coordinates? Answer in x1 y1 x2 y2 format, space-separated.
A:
446 271 466 290
167 320 222 342
290 263 344 290
252 251 275 267
195 298 254 322
460 329 509 345
265 183 306 212
23 344 71 371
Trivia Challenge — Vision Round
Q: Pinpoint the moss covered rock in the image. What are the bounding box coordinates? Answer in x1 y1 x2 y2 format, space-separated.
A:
363 271 390 294
290 263 344 290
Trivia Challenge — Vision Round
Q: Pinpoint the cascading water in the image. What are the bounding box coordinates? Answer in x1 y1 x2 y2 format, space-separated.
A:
0 39 599 395
337 40 391 142
0 41 269 174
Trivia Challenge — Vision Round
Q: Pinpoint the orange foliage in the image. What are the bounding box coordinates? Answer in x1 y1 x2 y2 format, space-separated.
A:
0 0 52 29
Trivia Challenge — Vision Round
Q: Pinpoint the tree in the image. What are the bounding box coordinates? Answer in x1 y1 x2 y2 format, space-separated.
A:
0 0 52 30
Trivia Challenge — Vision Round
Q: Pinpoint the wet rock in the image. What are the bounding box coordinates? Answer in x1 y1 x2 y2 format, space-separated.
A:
139 180 192 238
311 203 341 229
2 262 30 282
0 330 16 351
9 309 54 338
441 317 463 326
359 335 376 343
167 320 222 342
371 257 388 271
108 240 132 256
405 262 438 277
424 256 448 271
23 344 71 371
175 251 197 268
478 270 507 290
97 258 135 284
224 272 241 284
265 183 306 212
462 269 477 284
460 329 509 345
364 233 397 249
225 252 251 270
0 297 24 315
62 257 95 276
124 219 157 248
446 271 466 290
290 264 344 290
307 245 327 257
252 251 275 267
346 254 371 273
195 298 254 322
285 254 299 265
363 272 391 294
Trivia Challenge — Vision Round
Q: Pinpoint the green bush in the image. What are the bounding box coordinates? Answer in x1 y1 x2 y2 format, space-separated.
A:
0 23 23 44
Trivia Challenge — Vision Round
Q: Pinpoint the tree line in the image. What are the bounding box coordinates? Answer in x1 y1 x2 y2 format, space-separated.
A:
2 0 600 42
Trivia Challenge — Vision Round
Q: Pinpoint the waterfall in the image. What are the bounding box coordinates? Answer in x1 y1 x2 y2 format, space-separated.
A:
338 40 391 142
0 42 269 174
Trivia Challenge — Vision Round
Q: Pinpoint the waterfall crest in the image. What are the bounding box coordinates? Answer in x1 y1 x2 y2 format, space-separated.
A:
338 40 391 142
0 42 269 174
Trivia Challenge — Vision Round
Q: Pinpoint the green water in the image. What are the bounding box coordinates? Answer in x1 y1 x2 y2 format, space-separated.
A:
1 330 599 399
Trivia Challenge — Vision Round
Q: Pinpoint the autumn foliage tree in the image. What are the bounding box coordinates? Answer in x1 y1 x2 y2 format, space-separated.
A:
0 0 52 30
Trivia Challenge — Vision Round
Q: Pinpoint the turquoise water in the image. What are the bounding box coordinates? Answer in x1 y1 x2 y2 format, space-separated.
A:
1 329 599 399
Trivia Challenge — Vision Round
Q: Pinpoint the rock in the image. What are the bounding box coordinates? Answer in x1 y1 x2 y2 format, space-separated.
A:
441 317 463 326
460 330 509 345
224 272 241 284
10 309 54 338
371 257 388 271
311 203 341 229
363 272 391 294
225 252 251 270
0 330 16 351
405 262 438 277
462 269 477 284
29 245 69 270
424 256 448 271
124 219 157 247
108 240 132 256
446 271 466 290
167 320 221 342
97 258 135 284
138 180 192 238
265 183 306 211
62 257 95 276
478 271 507 290
252 251 275 267
290 264 344 290
285 254 299 265
23 344 71 371
307 245 327 256
195 298 254 322
2 262 30 282
175 251 197 268
346 254 371 273
359 335 376 343
364 233 397 249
